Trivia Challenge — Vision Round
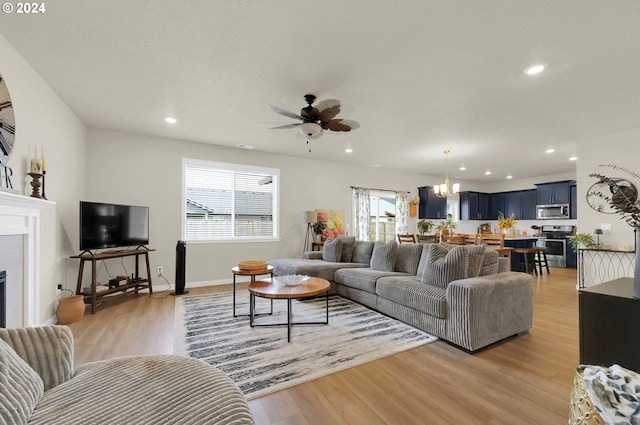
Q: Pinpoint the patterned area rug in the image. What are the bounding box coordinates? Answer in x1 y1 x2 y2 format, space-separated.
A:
174 291 437 400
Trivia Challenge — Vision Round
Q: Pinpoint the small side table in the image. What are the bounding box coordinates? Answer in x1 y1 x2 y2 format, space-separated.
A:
231 265 274 317
311 242 324 251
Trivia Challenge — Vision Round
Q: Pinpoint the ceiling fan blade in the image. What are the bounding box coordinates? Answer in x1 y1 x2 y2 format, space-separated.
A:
270 105 304 120
323 119 353 132
315 99 340 111
319 105 341 122
270 123 301 129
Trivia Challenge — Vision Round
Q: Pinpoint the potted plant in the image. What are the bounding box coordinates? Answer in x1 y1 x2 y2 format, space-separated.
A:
311 220 327 242
436 214 457 236
408 196 420 217
417 219 434 234
568 233 596 253
497 212 518 235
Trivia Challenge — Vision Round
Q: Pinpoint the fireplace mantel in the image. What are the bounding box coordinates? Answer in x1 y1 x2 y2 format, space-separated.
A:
0 190 55 326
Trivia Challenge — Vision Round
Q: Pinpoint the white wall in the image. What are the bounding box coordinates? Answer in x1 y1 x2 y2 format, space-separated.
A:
576 128 640 249
86 128 458 285
0 35 87 323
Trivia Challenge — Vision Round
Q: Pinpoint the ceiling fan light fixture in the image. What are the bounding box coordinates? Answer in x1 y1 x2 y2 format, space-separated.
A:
299 122 322 137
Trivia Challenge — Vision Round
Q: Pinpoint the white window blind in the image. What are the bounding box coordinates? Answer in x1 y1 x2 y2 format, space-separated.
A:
183 159 279 242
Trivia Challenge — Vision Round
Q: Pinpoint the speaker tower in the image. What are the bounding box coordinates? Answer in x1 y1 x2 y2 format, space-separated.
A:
171 240 188 295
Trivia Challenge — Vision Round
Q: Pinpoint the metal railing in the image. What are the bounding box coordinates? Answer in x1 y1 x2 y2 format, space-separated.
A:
578 248 636 288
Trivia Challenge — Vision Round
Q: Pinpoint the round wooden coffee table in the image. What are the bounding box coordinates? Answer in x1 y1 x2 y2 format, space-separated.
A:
231 265 274 317
248 277 330 342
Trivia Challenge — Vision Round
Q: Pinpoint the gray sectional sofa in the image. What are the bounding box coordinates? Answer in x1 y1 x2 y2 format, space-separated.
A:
270 236 533 352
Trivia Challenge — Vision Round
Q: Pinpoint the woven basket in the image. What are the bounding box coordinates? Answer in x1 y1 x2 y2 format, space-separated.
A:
568 368 605 425
238 260 269 271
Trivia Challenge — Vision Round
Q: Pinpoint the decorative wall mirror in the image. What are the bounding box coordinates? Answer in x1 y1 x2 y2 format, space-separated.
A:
0 73 16 166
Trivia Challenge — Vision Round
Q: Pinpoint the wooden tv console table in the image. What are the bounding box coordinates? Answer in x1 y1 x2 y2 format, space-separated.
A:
71 249 154 314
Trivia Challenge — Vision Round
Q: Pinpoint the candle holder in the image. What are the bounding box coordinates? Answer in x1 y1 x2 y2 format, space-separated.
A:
41 170 47 200
28 172 43 199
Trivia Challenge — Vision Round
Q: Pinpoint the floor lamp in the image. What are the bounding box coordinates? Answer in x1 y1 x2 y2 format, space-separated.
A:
303 211 317 254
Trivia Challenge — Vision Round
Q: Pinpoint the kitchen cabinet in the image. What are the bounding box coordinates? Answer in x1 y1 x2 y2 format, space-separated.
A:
418 186 447 219
489 193 504 220
502 190 537 220
536 181 573 205
570 184 577 219
459 191 489 220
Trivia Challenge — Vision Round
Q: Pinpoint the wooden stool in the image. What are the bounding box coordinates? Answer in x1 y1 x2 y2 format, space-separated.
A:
513 247 550 275
534 246 550 275
513 247 538 274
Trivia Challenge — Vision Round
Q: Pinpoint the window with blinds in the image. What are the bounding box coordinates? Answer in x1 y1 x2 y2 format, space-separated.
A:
182 159 279 242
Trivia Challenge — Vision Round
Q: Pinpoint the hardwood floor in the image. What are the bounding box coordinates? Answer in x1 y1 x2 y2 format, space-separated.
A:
68 268 579 425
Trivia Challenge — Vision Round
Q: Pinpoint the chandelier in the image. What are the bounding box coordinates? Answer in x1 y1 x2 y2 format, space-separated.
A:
434 150 460 198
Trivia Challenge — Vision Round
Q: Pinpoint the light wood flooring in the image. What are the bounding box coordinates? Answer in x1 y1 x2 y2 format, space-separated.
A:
68 268 579 425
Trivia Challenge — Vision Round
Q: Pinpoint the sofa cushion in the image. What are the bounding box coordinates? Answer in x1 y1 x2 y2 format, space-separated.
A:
421 244 466 288
480 250 500 276
352 240 375 264
339 236 357 262
322 238 343 262
334 268 409 294
416 243 435 276
29 355 254 425
269 258 364 282
395 243 423 275
464 245 486 278
376 276 447 319
370 241 398 271
0 338 44 424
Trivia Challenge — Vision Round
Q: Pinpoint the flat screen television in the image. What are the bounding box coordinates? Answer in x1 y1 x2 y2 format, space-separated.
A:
80 201 149 251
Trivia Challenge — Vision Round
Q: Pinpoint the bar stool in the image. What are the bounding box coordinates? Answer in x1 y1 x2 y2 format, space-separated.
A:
513 247 550 275
513 247 538 275
534 246 550 275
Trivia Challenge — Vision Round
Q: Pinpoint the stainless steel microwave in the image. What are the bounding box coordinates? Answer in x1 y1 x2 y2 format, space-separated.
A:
536 204 570 219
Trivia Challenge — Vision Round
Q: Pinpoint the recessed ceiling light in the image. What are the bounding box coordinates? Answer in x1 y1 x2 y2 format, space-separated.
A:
569 156 578 161
165 117 177 124
545 148 555 154
236 144 253 150
506 175 513 179
485 171 492 175
345 148 353 154
525 64 546 75
459 166 466 171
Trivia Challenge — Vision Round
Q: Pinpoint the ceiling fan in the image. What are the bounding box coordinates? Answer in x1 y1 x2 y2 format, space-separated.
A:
270 94 358 138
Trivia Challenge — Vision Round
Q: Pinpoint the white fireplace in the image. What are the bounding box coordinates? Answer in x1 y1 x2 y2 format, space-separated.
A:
0 190 53 327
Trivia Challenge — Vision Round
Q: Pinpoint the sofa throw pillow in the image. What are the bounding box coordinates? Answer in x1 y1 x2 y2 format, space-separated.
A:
421 244 466 288
322 238 343 262
339 236 357 262
479 250 500 276
370 241 398 271
464 245 486 278
395 243 423 275
352 240 375 264
0 338 44 424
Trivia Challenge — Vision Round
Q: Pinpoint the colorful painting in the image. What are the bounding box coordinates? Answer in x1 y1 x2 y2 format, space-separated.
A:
316 210 346 239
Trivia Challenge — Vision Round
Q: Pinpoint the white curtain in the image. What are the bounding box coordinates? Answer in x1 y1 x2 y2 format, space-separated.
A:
396 191 409 234
352 187 370 241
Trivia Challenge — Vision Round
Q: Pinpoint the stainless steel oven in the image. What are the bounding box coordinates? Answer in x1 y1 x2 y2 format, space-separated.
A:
539 224 575 268
539 238 567 268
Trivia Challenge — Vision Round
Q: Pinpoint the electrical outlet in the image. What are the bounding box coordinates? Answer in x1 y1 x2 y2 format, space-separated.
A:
157 266 163 276
56 283 62 297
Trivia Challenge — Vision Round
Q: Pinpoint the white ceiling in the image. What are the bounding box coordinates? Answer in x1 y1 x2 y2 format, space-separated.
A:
1 0 639 182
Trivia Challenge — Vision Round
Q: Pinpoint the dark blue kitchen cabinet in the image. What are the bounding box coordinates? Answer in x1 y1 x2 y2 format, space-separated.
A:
418 186 447 219
570 184 577 219
460 191 489 220
489 193 505 220
536 181 573 205
521 189 537 219
502 190 537 220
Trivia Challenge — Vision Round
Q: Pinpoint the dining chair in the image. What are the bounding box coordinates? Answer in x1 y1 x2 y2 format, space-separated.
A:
397 234 417 243
443 234 465 245
463 233 479 245
479 233 505 248
416 234 438 243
